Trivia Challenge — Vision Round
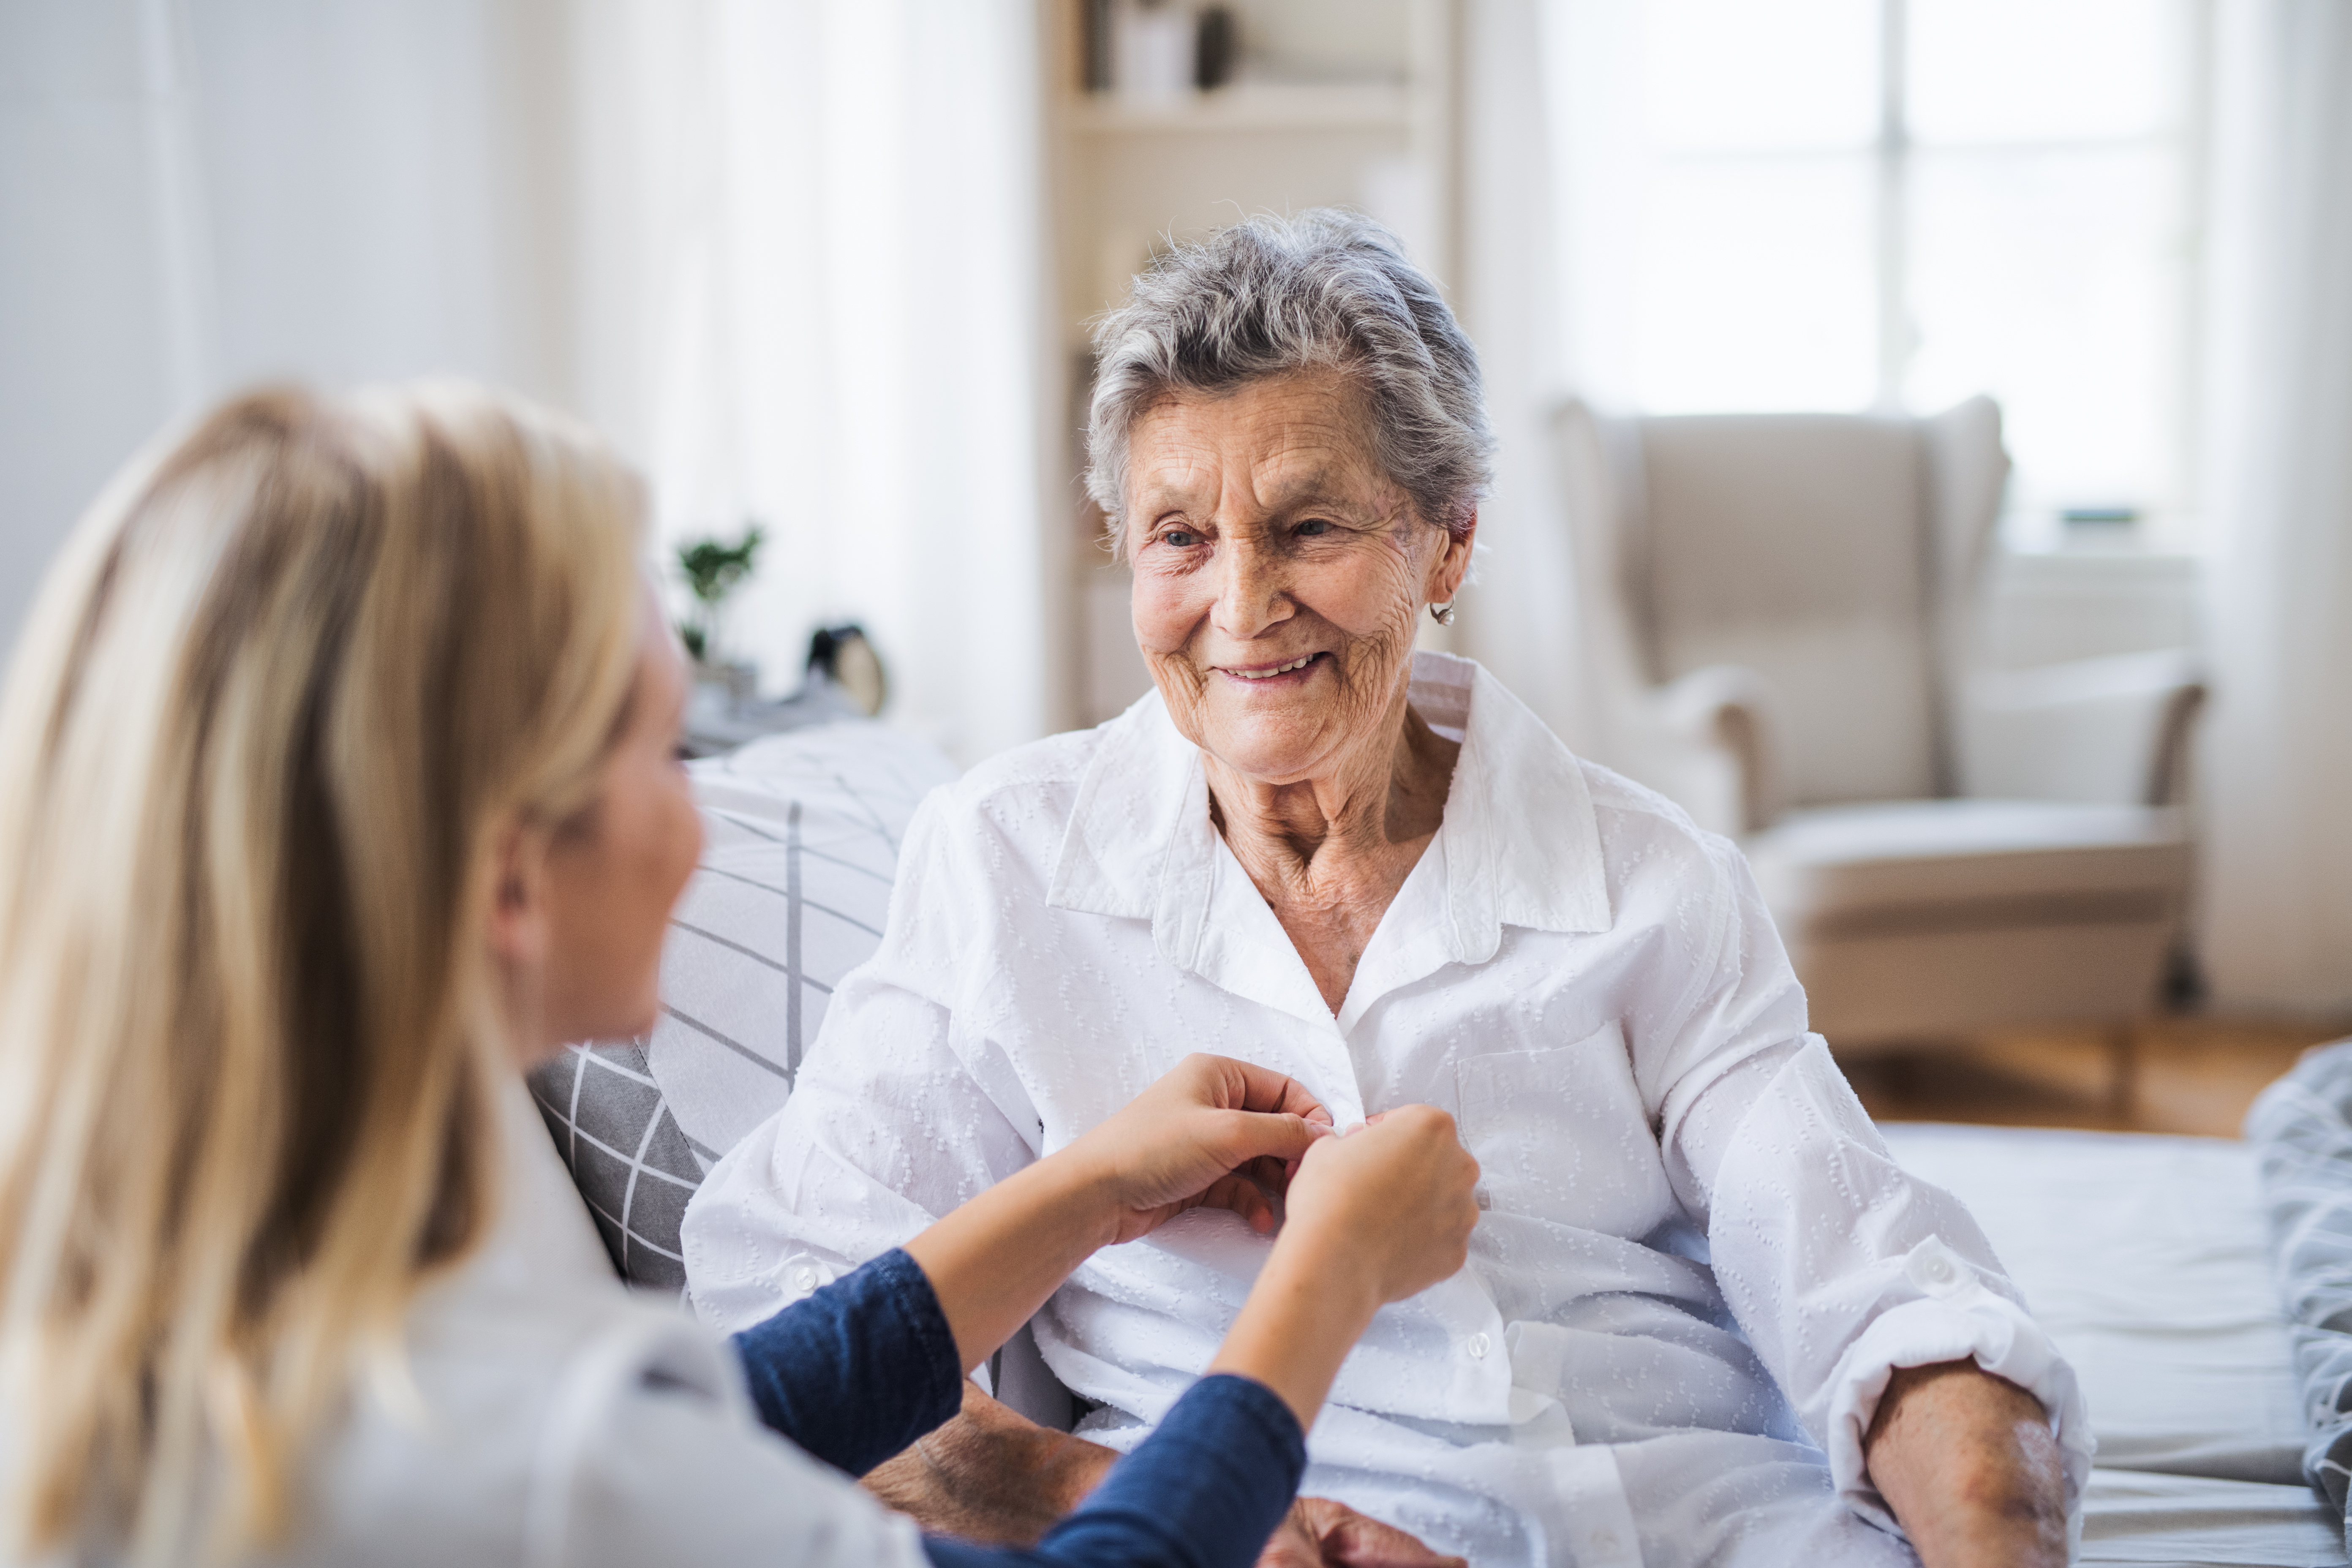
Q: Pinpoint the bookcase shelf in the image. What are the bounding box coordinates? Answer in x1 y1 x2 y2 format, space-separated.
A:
1064 81 1415 136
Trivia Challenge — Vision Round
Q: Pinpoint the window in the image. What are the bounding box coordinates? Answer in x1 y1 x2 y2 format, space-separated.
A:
1598 0 2203 548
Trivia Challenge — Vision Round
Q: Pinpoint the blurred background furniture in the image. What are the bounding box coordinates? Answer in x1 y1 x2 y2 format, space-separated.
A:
1554 396 2208 1069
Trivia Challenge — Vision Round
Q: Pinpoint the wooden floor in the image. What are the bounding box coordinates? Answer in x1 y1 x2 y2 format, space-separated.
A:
1841 1015 2352 1139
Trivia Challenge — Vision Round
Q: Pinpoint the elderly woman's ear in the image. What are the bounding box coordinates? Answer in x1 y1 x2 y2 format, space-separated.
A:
1426 511 1475 614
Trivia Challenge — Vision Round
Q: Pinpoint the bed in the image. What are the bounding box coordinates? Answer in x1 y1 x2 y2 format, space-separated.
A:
1881 1122 2341 1567
519 718 2346 1567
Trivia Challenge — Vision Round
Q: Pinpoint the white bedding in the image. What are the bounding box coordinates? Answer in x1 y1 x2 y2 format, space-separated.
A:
2079 1471 2344 1566
1881 1123 2343 1567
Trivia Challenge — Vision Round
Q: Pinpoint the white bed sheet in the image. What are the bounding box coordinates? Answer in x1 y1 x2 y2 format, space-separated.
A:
1881 1122 2342 1567
1880 1122 2307 1483
2081 1470 2344 1567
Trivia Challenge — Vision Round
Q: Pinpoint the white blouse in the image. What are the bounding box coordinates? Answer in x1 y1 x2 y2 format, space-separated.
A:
683 653 2092 1568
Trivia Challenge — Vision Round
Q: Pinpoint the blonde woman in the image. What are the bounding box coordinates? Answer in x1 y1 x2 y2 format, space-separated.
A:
0 384 1479 1568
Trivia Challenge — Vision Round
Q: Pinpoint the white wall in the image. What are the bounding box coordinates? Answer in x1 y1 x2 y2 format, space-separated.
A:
2 0 192 656
0 0 565 663
189 0 570 399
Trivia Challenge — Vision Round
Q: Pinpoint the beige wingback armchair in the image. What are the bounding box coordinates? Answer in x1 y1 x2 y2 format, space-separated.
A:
1551 396 2205 1055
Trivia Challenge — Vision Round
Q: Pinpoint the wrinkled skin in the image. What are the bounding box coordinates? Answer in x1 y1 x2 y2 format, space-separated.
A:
1127 370 1463 788
1126 370 1474 1014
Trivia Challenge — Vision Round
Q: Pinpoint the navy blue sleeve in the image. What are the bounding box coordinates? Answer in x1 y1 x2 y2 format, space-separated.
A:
920 1375 1306 1568
728 1247 964 1477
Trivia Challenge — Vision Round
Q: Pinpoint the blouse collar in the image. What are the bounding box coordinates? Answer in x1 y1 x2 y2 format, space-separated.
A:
1047 653 1613 992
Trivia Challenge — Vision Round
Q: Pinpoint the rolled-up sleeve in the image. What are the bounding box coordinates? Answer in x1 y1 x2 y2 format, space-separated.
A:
1699 1042 2092 1536
1648 837 2092 1541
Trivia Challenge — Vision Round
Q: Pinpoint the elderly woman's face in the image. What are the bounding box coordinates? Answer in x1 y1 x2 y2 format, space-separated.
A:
1126 371 1469 784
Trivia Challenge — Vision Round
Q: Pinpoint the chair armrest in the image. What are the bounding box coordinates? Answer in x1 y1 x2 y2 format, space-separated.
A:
1642 664 1787 834
1958 649 2208 807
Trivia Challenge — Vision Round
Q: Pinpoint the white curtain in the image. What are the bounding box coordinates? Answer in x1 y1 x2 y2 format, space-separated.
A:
568 0 1051 766
2196 0 2352 1013
1453 0 1718 808
0 0 1054 768
1451 0 1607 757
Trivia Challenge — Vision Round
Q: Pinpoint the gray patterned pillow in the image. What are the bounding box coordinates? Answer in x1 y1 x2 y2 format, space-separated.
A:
529 719 957 1291
2248 1038 2352 1541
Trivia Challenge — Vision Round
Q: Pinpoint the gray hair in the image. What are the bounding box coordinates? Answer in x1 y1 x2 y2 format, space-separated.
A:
1086 210 1494 553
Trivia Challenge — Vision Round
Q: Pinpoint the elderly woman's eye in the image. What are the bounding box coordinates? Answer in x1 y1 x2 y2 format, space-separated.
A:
1295 519 1334 538
1161 528 1201 548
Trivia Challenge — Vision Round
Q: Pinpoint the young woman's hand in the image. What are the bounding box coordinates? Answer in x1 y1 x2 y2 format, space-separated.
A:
1278 1107 1479 1307
1066 1053 1336 1244
1206 1105 1480 1427
904 1054 1332 1372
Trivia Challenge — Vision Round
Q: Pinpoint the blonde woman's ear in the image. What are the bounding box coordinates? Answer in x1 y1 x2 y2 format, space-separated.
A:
485 819 560 1064
485 820 552 969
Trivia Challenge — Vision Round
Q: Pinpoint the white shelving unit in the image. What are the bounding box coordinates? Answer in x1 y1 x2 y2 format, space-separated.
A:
1040 0 1461 729
1063 81 1413 135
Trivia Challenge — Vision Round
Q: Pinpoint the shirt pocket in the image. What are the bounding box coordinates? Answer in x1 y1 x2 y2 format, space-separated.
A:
1454 1021 1677 1235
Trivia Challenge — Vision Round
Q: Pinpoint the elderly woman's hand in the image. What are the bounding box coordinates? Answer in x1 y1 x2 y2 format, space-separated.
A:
1071 1053 1337 1244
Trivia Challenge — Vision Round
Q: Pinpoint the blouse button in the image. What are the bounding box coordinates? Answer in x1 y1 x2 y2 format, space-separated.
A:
1465 1332 1491 1361
1908 1247 1960 1290
792 1265 820 1294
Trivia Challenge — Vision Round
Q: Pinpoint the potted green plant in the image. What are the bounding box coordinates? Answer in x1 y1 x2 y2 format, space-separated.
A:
676 522 765 703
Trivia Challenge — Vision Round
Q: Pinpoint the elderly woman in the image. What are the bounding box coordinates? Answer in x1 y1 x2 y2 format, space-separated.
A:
684 212 2088 1568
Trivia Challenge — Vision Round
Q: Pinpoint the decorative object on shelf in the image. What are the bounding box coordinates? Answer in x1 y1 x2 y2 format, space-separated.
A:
1080 0 1111 90
1194 5 1236 91
807 623 888 717
1081 0 1114 91
1111 0 1193 105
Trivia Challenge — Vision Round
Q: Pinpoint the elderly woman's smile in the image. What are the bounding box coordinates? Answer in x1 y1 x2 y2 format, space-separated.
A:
1127 369 1470 794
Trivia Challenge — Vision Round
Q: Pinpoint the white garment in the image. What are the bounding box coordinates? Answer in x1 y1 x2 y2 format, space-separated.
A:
242 1258 930 1568
683 653 2093 1568
26 1078 933 1568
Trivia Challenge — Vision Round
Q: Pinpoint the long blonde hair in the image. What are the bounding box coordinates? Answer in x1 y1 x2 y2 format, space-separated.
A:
0 383 645 1560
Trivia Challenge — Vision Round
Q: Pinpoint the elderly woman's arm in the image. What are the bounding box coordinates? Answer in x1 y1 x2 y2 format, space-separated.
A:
1863 1364 2068 1568
1648 835 2086 1563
